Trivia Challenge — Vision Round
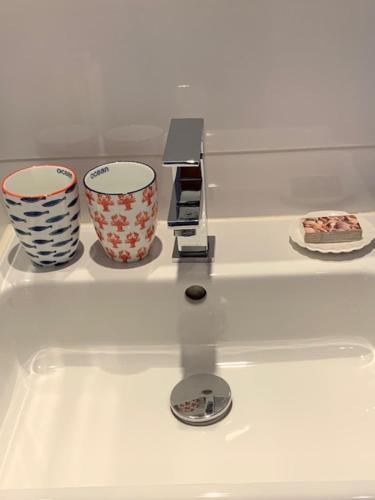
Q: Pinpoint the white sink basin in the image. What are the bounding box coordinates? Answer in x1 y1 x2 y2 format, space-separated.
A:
0 218 375 499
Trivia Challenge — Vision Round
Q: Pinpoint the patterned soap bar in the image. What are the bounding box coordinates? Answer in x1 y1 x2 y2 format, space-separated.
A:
302 214 362 243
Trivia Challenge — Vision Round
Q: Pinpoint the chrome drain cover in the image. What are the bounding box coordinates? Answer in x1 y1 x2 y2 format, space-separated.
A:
170 373 232 426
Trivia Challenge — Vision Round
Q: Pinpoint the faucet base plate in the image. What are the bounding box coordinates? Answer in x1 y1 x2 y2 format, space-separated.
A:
172 235 215 263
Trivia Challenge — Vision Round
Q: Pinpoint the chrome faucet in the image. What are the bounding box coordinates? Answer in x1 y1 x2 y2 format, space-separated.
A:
163 118 212 260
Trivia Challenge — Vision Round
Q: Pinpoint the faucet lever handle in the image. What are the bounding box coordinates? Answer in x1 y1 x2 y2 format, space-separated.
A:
163 118 204 168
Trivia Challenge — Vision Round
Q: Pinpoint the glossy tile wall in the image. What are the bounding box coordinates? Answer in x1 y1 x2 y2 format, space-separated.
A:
1 0 375 227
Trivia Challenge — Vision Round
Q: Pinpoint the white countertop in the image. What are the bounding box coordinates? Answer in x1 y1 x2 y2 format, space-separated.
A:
1 214 375 289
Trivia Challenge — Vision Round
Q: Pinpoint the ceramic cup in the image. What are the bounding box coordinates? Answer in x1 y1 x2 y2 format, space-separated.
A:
84 161 158 263
2 165 80 267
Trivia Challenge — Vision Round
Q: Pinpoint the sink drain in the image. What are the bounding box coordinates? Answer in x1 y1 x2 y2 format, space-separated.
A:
185 285 207 302
170 373 232 426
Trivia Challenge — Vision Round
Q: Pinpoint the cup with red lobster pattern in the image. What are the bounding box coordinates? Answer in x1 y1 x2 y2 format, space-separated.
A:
84 161 158 263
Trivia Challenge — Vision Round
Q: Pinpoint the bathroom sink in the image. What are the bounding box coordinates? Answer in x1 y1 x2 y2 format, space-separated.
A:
0 218 375 499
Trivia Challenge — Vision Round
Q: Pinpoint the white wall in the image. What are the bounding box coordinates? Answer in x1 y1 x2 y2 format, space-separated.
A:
1 0 375 225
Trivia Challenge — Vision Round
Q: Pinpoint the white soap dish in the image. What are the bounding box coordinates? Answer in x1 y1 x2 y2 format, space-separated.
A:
289 211 375 254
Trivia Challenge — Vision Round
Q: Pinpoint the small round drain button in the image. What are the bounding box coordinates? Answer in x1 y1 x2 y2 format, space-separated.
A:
185 285 207 302
170 373 232 426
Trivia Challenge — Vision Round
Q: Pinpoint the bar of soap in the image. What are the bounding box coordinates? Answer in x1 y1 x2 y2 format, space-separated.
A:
302 214 363 243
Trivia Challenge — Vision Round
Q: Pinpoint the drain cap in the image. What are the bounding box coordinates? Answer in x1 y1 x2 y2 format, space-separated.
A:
170 373 232 426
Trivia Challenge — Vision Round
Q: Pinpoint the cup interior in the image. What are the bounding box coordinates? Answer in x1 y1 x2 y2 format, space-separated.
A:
2 165 76 198
84 162 155 194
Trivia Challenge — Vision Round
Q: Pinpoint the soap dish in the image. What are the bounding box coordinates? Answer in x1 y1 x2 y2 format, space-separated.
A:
289 211 375 254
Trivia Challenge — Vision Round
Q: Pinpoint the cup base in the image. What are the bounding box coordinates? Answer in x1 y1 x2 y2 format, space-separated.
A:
31 249 78 268
103 246 150 264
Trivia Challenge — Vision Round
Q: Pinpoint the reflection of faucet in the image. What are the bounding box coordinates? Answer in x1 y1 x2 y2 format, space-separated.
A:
163 118 211 260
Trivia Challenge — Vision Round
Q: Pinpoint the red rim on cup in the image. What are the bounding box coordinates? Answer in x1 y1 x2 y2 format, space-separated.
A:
2 164 77 199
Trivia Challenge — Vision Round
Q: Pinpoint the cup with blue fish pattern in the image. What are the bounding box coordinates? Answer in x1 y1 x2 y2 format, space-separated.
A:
2 165 80 267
